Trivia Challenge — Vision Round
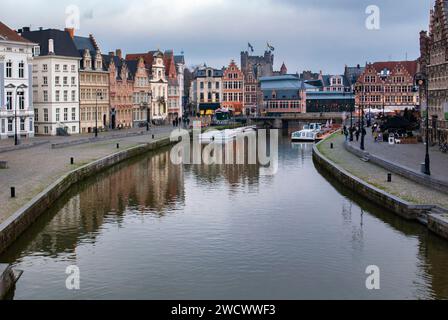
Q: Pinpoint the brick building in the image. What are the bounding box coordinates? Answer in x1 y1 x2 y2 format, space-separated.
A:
164 50 181 121
222 60 245 115
419 0 448 142
104 50 134 129
354 61 418 113
126 51 169 123
126 57 151 127
241 50 274 115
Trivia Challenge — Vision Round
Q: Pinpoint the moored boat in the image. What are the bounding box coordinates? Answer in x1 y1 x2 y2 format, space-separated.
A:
291 123 323 142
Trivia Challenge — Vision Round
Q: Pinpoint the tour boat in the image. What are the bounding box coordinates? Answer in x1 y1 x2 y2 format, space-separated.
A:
291 123 323 142
199 126 256 144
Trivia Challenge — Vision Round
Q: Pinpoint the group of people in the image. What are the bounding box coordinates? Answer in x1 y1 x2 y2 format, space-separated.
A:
172 117 191 128
343 125 366 142
343 122 383 143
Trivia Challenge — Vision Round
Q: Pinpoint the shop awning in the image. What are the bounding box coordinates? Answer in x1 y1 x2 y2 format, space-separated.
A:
199 103 221 111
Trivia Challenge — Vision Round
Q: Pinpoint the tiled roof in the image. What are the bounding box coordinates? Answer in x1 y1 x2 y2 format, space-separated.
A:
21 28 80 57
73 35 96 55
194 67 224 78
345 66 365 85
368 61 418 77
126 51 157 72
0 21 33 44
260 75 303 91
125 59 138 78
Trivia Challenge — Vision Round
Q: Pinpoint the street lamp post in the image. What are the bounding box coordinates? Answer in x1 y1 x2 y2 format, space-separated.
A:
95 90 104 138
379 70 389 118
414 72 431 176
147 92 152 131
360 102 365 151
354 84 365 150
349 103 354 142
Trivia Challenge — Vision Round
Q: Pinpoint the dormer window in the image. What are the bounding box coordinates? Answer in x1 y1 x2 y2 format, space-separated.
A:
33 46 40 57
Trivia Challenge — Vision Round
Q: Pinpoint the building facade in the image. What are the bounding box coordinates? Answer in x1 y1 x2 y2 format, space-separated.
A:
190 65 223 116
419 0 448 142
0 21 36 140
164 50 181 121
73 31 110 133
127 57 151 127
105 50 134 129
222 60 245 116
126 50 169 123
260 75 306 115
22 28 81 136
149 51 168 122
241 50 274 114
354 61 418 113
174 54 185 118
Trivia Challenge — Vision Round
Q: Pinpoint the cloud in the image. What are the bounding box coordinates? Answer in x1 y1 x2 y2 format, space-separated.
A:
0 0 432 74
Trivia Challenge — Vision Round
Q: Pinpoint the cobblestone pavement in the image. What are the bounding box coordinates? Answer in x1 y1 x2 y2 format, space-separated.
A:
348 132 448 183
0 126 175 224
318 134 448 209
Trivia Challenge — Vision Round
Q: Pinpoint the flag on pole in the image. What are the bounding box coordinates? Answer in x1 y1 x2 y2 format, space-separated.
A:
267 42 275 51
248 42 254 53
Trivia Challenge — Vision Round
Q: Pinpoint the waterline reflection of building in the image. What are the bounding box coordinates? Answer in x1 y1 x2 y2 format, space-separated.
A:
10 148 185 258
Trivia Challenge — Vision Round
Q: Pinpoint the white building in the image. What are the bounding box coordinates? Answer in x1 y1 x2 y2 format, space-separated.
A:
150 51 168 122
21 28 81 136
174 54 185 118
0 21 36 140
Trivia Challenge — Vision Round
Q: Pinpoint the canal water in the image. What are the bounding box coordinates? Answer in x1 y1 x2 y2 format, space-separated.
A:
1 135 448 300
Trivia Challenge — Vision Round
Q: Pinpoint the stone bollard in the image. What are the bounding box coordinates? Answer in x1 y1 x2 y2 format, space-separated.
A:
10 187 15 198
387 173 392 182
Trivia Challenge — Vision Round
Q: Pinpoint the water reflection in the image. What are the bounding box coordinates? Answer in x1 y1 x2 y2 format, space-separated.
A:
1 138 448 299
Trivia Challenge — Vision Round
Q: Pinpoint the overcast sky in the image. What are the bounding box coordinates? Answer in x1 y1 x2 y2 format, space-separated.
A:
1 0 434 74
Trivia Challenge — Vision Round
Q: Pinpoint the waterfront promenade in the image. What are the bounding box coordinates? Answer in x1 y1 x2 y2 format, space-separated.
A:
351 133 448 184
318 134 448 209
0 127 174 224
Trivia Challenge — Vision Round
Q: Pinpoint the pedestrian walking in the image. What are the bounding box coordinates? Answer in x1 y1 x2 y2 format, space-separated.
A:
343 126 349 142
355 127 360 142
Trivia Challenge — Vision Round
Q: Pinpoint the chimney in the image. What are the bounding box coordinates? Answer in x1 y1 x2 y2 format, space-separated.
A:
65 28 75 39
116 49 122 59
48 39 55 55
